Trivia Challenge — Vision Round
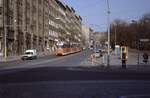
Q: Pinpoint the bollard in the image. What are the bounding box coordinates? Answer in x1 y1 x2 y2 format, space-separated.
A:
122 59 126 69
103 55 105 65
122 53 127 69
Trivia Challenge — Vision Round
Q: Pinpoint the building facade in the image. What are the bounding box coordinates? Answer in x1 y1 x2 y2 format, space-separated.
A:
93 32 107 48
82 25 91 48
0 0 82 56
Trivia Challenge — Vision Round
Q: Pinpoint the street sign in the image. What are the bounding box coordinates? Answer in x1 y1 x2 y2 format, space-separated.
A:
140 39 149 42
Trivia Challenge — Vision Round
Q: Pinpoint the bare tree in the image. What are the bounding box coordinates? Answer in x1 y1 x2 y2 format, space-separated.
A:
110 12 150 50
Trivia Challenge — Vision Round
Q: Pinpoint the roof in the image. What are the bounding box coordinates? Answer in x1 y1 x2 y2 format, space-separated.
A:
55 0 66 10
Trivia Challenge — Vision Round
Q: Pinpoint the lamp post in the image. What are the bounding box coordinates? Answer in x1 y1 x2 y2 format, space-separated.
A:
3 18 26 61
3 0 7 61
132 20 140 65
114 23 117 47
107 0 110 67
3 0 17 61
113 23 117 55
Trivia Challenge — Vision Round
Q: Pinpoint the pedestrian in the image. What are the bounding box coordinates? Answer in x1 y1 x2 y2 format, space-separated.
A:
143 53 148 64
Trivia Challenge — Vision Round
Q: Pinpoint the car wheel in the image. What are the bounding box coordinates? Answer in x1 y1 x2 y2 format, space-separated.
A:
21 58 25 60
35 56 37 59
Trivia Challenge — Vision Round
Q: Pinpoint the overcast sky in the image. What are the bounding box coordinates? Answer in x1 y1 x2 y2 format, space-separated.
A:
61 0 150 32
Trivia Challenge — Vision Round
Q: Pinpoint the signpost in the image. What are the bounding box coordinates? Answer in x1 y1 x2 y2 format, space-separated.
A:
137 39 149 65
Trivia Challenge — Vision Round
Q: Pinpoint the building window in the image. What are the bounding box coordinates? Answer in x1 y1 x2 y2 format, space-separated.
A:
38 0 41 5
0 7 2 15
0 0 2 6
0 28 2 37
0 40 1 51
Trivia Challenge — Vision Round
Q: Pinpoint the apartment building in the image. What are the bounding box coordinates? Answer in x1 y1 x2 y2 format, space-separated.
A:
0 0 82 56
48 0 82 52
93 32 107 47
65 5 82 45
82 25 91 47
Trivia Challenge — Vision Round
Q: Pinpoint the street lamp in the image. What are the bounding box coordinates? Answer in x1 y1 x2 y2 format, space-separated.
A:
3 1 16 61
132 20 140 65
114 23 117 47
3 17 27 61
107 0 110 67
3 0 18 61
3 0 7 61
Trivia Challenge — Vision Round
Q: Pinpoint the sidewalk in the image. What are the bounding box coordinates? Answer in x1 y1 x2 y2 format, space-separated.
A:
0 55 21 62
80 49 150 69
110 49 150 66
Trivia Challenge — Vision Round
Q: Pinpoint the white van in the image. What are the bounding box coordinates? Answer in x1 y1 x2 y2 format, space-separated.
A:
21 49 37 60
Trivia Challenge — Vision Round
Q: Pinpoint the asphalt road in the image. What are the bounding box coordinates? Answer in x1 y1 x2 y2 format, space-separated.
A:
0 51 150 98
0 55 58 69
0 50 89 70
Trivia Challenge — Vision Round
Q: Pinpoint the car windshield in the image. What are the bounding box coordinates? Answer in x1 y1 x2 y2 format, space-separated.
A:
0 0 150 98
25 52 33 55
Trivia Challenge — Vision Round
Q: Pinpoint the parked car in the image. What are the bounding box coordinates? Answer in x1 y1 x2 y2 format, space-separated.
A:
93 52 100 58
82 47 86 50
99 49 103 57
101 48 112 53
21 49 37 60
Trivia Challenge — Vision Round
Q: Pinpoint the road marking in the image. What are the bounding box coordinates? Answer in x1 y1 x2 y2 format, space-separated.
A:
1 80 150 85
119 94 150 98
